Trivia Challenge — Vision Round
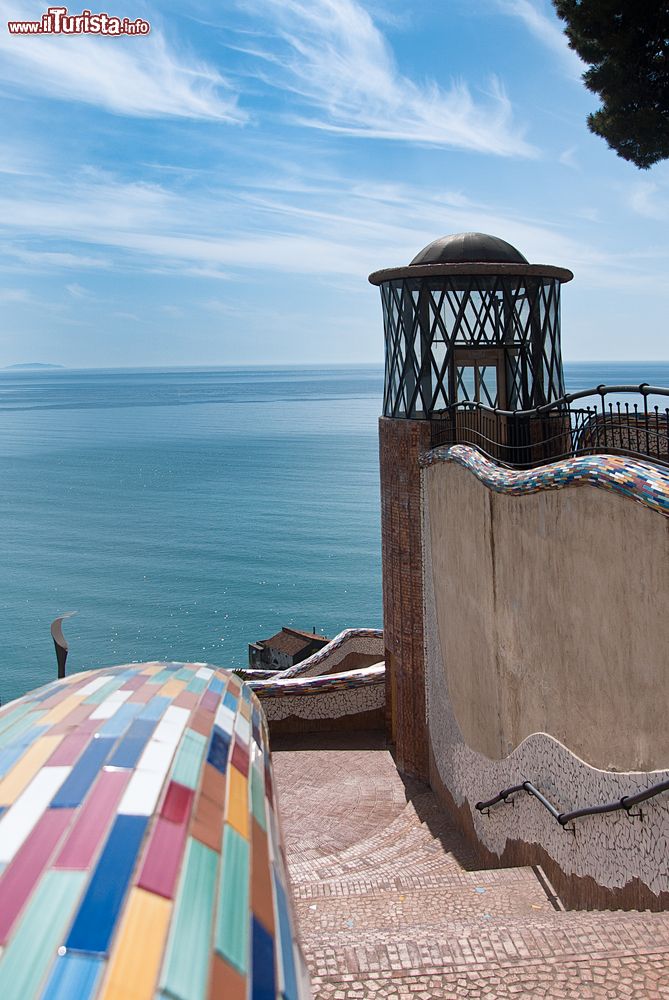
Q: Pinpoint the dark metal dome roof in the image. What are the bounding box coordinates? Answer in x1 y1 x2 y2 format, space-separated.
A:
368 233 573 285
410 232 528 266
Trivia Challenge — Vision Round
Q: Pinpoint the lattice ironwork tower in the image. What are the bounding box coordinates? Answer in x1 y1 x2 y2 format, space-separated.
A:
369 233 573 779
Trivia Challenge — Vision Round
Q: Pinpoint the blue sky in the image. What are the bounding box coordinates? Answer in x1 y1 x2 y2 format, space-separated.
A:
1 0 667 366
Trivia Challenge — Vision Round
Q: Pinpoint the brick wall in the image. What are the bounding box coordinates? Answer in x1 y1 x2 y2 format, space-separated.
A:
379 417 432 780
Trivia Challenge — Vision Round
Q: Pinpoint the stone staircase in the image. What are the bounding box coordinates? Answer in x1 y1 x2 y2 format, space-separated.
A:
271 735 669 999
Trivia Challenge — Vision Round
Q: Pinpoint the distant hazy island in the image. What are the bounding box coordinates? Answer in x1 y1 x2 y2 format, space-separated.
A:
4 363 64 369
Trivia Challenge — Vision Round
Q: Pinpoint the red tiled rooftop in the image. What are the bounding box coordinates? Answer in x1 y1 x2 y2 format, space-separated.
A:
256 628 329 656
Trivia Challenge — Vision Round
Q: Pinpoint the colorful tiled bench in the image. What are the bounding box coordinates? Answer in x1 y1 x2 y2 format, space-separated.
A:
0 662 311 1000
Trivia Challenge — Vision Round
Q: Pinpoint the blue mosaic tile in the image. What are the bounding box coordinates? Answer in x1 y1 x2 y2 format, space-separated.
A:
420 445 669 518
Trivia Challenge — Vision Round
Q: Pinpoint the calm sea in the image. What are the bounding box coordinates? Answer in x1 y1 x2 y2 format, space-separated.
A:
1 361 667 703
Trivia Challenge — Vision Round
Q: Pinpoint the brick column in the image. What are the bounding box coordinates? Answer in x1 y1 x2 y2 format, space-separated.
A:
379 417 431 780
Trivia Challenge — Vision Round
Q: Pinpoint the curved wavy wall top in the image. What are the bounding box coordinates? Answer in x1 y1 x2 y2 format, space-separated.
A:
422 447 669 772
239 629 384 683
240 630 386 734
279 628 384 679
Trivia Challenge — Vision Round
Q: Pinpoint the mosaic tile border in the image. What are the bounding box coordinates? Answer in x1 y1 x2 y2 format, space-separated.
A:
252 666 385 722
261 681 385 723
0 663 311 1000
420 444 669 517
250 664 385 699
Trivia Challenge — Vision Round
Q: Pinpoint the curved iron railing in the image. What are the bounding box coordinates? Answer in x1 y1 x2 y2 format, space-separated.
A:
430 384 669 469
476 777 669 831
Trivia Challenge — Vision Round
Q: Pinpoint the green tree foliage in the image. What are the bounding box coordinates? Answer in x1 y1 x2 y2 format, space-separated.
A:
553 1 669 169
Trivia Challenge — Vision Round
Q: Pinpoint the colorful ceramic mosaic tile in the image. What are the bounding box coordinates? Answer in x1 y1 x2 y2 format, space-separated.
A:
0 662 310 1000
421 444 669 517
250 664 385 699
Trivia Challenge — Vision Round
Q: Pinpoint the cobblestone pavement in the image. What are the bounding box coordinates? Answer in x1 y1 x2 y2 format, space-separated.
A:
271 733 669 999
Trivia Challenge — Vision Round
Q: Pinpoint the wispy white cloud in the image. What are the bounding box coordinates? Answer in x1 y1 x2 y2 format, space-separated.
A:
629 180 669 221
65 282 90 299
575 206 599 223
559 146 579 169
240 0 536 157
0 169 378 277
5 248 110 270
0 143 38 176
203 298 239 314
0 287 30 302
495 0 584 79
0 169 175 233
1 3 245 121
0 163 662 293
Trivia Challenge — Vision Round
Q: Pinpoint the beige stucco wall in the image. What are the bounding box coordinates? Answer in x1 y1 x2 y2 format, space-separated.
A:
426 461 669 771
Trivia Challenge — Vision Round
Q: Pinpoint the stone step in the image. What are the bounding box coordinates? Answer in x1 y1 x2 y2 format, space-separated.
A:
309 953 669 999
292 863 547 900
292 871 543 900
295 875 555 943
272 739 669 1000
300 909 669 981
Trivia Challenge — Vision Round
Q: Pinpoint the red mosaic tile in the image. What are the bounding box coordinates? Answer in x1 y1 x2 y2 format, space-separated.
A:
160 781 194 824
231 741 249 777
174 690 198 709
136 816 188 899
200 690 219 714
0 808 74 943
46 731 90 766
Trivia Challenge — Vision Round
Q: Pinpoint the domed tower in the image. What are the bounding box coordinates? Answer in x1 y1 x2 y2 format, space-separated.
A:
369 233 573 778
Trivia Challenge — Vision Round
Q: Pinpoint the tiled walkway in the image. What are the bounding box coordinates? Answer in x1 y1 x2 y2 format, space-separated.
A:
271 733 669 999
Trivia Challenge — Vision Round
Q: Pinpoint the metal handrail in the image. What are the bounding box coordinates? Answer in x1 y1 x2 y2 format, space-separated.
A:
476 777 669 829
437 384 669 419
430 383 669 469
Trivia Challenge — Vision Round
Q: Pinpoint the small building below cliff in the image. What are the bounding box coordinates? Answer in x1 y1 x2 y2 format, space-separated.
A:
249 626 329 670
